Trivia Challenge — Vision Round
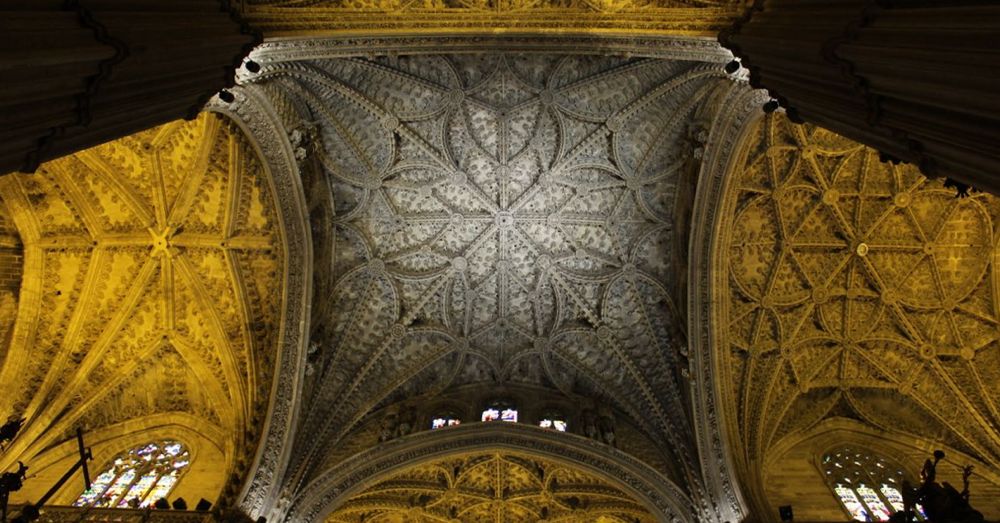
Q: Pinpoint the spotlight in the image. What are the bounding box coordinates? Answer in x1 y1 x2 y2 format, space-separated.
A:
172 498 188 510
154 498 170 509
724 60 741 74
218 90 235 103
195 499 212 511
763 100 780 113
245 60 261 73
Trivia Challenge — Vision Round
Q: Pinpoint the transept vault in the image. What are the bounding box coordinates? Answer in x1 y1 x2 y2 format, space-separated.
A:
0 113 287 507
1 30 1000 523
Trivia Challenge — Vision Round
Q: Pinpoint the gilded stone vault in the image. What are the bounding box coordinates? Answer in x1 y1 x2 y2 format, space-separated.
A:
0 113 284 506
238 0 744 38
709 113 1000 518
325 451 656 522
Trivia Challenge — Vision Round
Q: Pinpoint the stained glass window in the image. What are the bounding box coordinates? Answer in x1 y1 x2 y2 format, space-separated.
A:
74 441 190 508
822 448 924 522
500 408 517 422
431 416 461 429
482 402 516 423
539 419 567 432
481 408 500 422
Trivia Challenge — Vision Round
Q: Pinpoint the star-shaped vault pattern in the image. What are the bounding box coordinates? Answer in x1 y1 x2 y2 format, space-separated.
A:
255 54 726 484
720 113 1000 484
0 114 282 502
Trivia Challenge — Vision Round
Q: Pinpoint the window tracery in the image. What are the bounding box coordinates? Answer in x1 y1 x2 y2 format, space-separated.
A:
74 441 190 508
821 448 920 522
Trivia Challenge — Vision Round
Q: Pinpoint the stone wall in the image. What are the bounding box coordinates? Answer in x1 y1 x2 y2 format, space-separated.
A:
0 198 22 364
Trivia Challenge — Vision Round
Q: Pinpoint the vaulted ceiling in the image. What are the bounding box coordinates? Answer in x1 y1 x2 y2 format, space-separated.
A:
715 113 1000 512
6 32 1000 522
325 451 656 523
244 53 729 492
0 113 283 504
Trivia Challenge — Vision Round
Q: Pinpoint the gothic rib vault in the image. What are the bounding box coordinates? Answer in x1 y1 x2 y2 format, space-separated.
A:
6 31 1000 523
325 451 657 523
710 113 1000 518
0 113 285 507
237 53 733 507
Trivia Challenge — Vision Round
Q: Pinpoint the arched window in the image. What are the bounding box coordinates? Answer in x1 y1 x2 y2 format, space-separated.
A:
821 447 923 522
430 414 461 429
74 441 190 508
481 401 517 423
539 412 567 432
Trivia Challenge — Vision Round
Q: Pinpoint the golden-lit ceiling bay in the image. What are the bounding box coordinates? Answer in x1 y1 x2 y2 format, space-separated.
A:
711 113 1000 518
239 0 744 38
0 114 283 506
325 451 656 522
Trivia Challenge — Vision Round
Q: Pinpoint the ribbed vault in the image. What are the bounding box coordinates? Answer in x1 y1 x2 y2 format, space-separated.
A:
0 113 284 505
326 451 656 523
241 52 730 497
713 112 1000 516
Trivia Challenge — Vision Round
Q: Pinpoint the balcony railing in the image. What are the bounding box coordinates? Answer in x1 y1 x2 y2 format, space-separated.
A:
28 506 213 523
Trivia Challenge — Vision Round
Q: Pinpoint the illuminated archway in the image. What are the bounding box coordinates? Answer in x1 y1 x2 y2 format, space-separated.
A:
288 423 695 523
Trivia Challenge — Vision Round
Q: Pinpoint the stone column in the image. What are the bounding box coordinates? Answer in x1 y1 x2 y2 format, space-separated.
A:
0 0 260 174
720 0 1000 194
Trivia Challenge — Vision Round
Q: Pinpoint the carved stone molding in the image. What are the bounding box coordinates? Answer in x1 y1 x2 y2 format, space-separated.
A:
207 87 313 517
287 423 694 522
243 34 732 66
688 82 768 522
239 1 744 39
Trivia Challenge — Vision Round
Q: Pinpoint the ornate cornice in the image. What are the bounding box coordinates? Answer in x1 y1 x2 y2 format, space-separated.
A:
287 423 694 522
244 34 732 65
240 2 743 39
207 87 313 518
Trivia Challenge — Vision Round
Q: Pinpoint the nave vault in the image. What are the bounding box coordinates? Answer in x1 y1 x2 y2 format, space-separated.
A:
1 33 1000 523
